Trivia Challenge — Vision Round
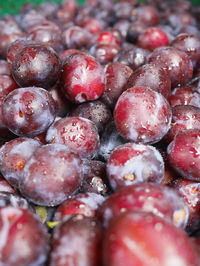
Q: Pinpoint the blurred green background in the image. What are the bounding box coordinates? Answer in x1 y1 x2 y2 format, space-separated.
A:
0 0 85 16
0 0 199 16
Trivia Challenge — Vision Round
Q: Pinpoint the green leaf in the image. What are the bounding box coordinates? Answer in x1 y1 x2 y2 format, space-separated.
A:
35 206 48 224
47 221 61 229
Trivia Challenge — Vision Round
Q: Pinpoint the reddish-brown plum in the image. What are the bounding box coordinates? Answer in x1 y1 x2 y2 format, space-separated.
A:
78 17 104 34
1 1 200 263
2 87 56 137
103 211 198 266
165 105 200 144
49 85 71 117
46 117 100 158
113 2 133 20
62 26 92 49
0 206 49 266
90 43 120 65
11 44 61 89
170 179 200 233
0 75 18 98
19 144 83 206
74 5 94 25
96 31 122 47
168 12 197 29
137 27 170 51
17 9 46 31
113 20 130 39
70 100 112 133
59 48 81 62
193 237 200 265
27 21 63 53
0 74 18 139
0 60 10 75
148 46 193 87
125 64 171 99
167 129 200 181
61 53 105 103
7 39 35 68
178 25 200 37
169 86 200 108
0 137 41 188
172 33 200 67
50 217 102 266
55 0 77 23
101 62 133 108
106 143 164 190
99 183 189 228
114 48 149 71
114 87 172 144
133 6 160 26
0 19 24 59
54 192 105 222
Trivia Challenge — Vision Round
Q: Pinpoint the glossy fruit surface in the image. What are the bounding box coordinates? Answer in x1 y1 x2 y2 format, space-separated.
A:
148 46 193 87
165 105 200 144
19 144 83 206
172 33 200 67
11 44 61 89
167 129 200 181
137 27 170 51
62 26 92 49
169 86 200 107
2 87 56 137
46 117 100 158
0 60 10 75
0 206 49 266
61 53 105 103
114 87 172 144
134 5 160 26
100 183 189 228
7 39 35 67
50 216 102 266
0 74 18 139
28 21 63 53
70 100 112 133
103 211 198 266
101 62 133 108
0 137 41 188
0 0 200 264
125 63 171 99
54 192 105 222
106 143 164 190
170 179 200 233
114 48 149 71
90 43 120 65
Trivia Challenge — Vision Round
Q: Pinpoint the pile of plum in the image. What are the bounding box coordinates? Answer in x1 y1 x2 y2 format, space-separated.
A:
0 0 200 265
